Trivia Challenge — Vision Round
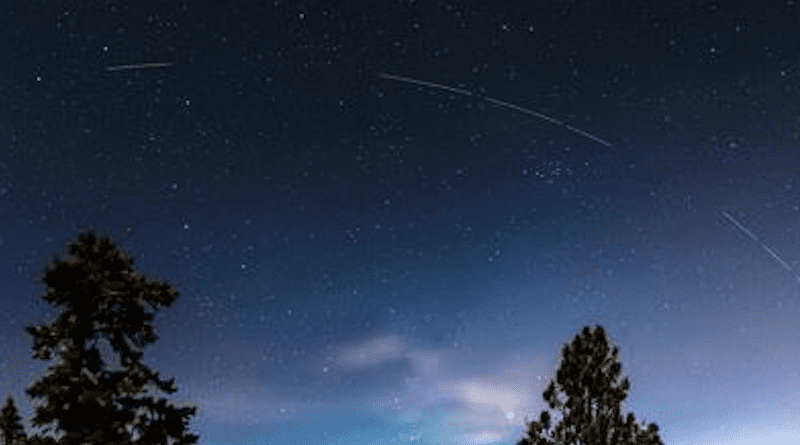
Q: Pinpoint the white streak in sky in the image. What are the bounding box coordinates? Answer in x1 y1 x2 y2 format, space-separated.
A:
378 72 613 147
106 62 174 71
722 211 800 284
721 211 759 241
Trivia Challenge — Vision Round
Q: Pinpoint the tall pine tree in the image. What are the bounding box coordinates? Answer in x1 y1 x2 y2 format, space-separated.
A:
0 396 26 445
24 232 199 445
517 325 664 445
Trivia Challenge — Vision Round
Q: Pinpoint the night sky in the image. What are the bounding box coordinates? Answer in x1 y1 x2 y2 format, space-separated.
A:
2 1 800 444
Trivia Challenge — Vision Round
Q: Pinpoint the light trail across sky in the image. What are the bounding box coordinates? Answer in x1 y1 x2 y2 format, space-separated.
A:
722 211 800 284
106 62 174 71
378 72 613 147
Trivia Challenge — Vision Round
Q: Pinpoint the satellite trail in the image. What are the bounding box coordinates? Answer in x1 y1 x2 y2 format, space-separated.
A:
106 62 174 71
378 72 612 147
721 211 800 284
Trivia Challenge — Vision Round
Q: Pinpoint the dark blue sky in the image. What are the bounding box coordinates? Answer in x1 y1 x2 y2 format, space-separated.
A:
2 1 800 444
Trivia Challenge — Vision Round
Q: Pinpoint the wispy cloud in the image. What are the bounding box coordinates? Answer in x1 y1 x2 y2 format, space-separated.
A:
335 334 408 370
355 333 551 444
174 332 553 444
453 430 507 444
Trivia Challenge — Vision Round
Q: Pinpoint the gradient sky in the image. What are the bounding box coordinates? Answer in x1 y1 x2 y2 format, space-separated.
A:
2 1 800 444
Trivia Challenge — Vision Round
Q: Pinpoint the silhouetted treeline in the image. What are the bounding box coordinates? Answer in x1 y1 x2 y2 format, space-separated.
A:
2 231 665 445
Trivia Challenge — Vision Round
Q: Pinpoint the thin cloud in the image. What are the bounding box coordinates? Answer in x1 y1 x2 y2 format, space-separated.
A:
361 336 552 444
177 331 553 444
335 334 408 370
453 430 506 444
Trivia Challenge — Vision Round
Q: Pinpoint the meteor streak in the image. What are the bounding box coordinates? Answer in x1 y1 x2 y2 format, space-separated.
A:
106 62 174 71
378 72 612 147
721 211 800 284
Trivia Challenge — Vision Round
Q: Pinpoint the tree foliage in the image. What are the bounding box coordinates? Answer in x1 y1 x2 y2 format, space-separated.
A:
23 232 199 445
517 325 664 445
0 396 26 445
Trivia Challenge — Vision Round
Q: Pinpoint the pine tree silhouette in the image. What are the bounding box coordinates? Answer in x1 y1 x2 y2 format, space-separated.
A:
0 396 26 445
517 325 664 445
24 232 199 445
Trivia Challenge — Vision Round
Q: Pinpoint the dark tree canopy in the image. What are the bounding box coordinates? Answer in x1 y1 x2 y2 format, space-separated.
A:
0 396 26 445
517 325 665 445
23 232 199 445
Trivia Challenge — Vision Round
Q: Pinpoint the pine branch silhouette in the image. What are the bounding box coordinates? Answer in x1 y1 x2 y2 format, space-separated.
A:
0 396 26 445
22 231 200 445
517 325 665 445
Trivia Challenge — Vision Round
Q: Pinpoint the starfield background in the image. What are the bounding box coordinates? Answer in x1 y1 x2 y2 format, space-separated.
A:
2 0 800 444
